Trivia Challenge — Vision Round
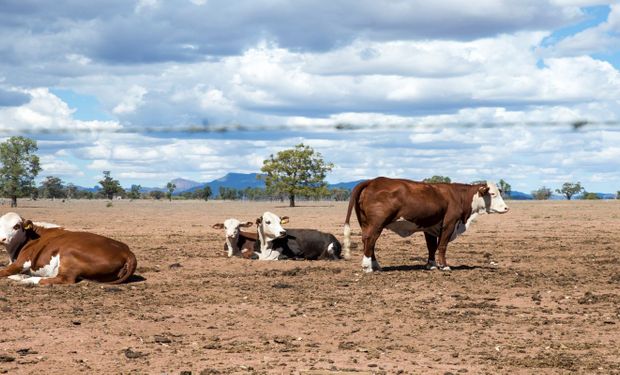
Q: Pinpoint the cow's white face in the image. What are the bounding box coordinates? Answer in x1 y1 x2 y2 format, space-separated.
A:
477 181 509 214
256 212 288 241
0 212 24 246
222 218 252 239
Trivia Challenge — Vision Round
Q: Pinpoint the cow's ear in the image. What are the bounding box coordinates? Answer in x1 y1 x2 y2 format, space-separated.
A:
23 220 34 231
280 216 289 225
241 221 253 228
212 223 225 229
256 217 262 225
478 186 490 196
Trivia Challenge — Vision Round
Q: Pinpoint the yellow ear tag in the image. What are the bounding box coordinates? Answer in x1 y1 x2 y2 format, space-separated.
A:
24 224 33 230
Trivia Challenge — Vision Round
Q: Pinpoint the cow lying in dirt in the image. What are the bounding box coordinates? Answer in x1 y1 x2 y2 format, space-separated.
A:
0 212 137 285
212 218 259 259
256 212 342 261
343 178 509 272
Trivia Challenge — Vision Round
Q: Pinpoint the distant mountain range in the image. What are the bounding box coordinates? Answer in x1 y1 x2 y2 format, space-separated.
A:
75 173 617 199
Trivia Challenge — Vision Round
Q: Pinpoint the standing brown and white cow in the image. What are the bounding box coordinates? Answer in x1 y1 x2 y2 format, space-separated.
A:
343 177 509 273
0 212 137 285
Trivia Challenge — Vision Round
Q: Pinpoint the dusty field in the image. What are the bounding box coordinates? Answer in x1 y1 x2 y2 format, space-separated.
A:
1 199 619 374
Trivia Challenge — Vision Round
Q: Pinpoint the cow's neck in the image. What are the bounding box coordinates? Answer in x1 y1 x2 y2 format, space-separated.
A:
257 226 279 260
6 227 41 263
464 185 487 229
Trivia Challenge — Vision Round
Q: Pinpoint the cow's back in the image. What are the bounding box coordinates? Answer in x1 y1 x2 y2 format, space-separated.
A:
281 229 341 260
359 177 448 226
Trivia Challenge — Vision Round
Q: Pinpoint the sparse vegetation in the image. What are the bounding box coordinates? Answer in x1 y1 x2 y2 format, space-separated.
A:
423 175 451 183
531 186 553 200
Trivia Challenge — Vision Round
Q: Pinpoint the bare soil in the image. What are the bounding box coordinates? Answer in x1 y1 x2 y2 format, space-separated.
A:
1 199 619 374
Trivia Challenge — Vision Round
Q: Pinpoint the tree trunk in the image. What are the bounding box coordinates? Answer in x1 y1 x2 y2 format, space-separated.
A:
11 195 17 207
289 194 295 207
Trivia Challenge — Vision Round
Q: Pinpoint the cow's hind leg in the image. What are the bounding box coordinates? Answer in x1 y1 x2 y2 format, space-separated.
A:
361 226 382 273
424 233 439 270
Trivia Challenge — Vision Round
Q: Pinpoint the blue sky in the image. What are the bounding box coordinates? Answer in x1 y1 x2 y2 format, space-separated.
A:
0 1 619 192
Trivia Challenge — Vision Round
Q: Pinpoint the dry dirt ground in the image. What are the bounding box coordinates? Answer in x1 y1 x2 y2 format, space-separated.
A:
0 199 619 374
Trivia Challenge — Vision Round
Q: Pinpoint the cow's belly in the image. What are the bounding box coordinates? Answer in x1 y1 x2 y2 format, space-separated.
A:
24 254 61 278
386 218 441 238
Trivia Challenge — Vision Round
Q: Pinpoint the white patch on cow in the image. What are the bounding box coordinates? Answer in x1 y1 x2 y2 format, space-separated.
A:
362 256 373 273
22 260 32 272
33 221 61 228
327 242 335 257
7 274 29 281
440 265 452 271
343 223 352 260
31 255 61 278
361 256 381 273
19 276 42 285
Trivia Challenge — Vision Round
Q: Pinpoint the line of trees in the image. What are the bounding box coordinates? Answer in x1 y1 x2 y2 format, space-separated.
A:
1 136 618 207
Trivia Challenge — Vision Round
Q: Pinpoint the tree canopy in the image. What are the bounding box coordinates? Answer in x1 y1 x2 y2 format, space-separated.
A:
531 186 552 200
166 181 176 201
260 143 333 207
556 182 584 200
423 175 451 183
99 171 123 200
41 176 65 199
0 136 41 207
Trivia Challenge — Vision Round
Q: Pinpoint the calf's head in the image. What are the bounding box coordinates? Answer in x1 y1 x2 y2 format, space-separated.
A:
476 181 509 214
0 212 34 262
212 218 253 240
256 212 289 241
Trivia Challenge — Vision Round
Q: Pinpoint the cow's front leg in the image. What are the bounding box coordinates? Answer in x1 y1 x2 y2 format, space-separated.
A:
424 233 438 270
436 222 457 271
0 262 23 278
38 274 76 285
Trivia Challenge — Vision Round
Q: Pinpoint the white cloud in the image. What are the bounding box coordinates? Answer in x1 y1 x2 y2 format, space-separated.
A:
112 85 147 115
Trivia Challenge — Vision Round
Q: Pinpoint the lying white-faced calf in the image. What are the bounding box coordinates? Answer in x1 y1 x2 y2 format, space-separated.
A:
0 212 137 285
256 211 341 261
212 218 259 259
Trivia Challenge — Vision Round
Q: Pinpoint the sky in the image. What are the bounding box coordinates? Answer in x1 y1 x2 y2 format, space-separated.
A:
0 0 619 192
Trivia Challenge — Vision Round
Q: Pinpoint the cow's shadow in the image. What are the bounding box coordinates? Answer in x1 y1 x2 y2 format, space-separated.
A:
125 274 147 283
381 264 490 272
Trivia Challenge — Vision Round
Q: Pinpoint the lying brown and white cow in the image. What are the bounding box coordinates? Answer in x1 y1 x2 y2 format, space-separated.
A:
0 212 137 285
256 212 342 261
343 177 509 273
212 218 259 259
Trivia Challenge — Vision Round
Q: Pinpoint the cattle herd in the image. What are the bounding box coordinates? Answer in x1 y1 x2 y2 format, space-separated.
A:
0 177 509 285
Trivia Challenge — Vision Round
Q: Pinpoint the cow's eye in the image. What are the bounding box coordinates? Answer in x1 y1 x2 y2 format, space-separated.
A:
265 220 271 225
13 224 20 230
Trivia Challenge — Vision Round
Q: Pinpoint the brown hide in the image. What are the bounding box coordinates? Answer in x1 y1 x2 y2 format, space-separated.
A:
344 177 485 269
0 226 137 285
236 230 259 259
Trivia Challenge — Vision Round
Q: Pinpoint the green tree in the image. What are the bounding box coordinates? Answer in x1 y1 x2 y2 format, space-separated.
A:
330 188 351 201
127 184 142 200
531 186 552 200
0 136 41 207
166 181 176 201
498 179 512 199
617 191 620 200
556 182 584 201
423 175 451 184
199 185 212 201
40 176 66 199
99 171 123 200
260 143 334 207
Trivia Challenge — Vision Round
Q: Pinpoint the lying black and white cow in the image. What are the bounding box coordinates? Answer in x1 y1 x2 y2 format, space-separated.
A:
212 218 259 259
255 211 341 261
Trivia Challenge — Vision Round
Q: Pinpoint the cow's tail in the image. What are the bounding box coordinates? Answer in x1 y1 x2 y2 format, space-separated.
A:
343 180 371 260
110 251 137 284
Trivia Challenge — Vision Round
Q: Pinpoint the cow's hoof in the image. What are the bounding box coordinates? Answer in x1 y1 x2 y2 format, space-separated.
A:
362 256 380 273
425 261 438 270
439 265 451 271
